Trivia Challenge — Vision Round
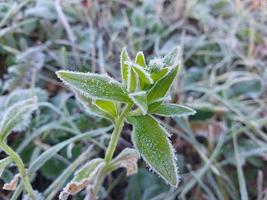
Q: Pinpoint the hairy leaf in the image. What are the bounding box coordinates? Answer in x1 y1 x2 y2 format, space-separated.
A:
162 46 181 67
94 100 117 118
127 66 137 92
121 47 130 85
151 67 168 82
147 65 179 103
0 97 38 140
129 91 148 115
56 70 130 103
135 52 146 68
149 103 196 117
128 115 179 186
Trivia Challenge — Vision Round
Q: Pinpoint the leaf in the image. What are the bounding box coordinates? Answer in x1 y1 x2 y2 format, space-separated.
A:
0 97 38 140
149 103 196 117
147 65 179 104
56 70 131 103
135 52 146 68
128 115 179 186
94 100 117 118
129 91 148 115
121 47 130 85
110 148 139 176
0 157 12 177
150 67 168 82
75 92 114 121
125 61 153 89
127 66 137 92
162 46 181 67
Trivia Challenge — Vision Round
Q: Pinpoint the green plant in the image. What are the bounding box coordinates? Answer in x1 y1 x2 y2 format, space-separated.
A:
0 97 38 199
56 47 196 199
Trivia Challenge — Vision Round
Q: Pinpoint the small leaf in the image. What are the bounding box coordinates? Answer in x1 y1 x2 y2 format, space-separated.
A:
135 52 146 68
75 92 114 121
149 103 196 117
125 61 153 89
129 91 148 115
121 47 130 85
94 100 117 118
0 97 38 140
127 66 137 92
3 174 19 191
56 70 131 103
110 148 139 176
162 46 181 67
151 67 168 82
0 157 12 177
128 115 179 186
147 65 179 104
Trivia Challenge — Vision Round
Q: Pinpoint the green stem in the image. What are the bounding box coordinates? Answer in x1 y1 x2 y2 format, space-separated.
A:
0 141 35 199
104 103 132 163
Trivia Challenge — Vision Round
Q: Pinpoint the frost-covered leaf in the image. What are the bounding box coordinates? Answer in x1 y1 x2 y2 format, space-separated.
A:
121 47 130 85
127 67 137 92
56 70 131 103
0 157 12 177
151 67 168 82
125 61 153 89
94 100 117 118
110 148 139 176
129 91 148 115
149 103 196 117
128 115 179 187
147 65 179 103
75 92 114 121
0 97 38 140
22 190 44 200
135 52 146 68
162 46 181 67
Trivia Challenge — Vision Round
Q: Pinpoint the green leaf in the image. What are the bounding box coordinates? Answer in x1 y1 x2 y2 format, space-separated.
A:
127 66 137 92
56 70 131 103
0 97 38 140
75 92 114 121
0 157 12 177
149 103 196 117
128 115 179 186
147 65 179 104
151 67 168 82
126 61 153 89
135 52 146 68
94 100 117 118
162 46 181 67
121 47 130 85
129 91 148 115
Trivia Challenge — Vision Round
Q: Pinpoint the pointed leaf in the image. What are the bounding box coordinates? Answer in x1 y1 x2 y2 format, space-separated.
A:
0 97 38 140
149 103 196 117
94 100 117 118
128 115 179 186
129 91 148 115
56 70 131 103
120 47 130 85
75 92 114 121
162 46 181 67
0 157 12 177
126 61 153 89
151 67 168 82
135 52 146 68
127 66 137 92
147 65 179 104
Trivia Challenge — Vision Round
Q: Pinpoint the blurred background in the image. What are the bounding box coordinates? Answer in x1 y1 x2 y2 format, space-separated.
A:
0 0 267 199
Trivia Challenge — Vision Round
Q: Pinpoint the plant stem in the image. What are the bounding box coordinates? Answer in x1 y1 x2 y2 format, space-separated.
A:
0 141 35 199
104 103 132 163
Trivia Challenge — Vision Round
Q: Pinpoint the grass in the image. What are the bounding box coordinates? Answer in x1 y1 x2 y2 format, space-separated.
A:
0 0 267 199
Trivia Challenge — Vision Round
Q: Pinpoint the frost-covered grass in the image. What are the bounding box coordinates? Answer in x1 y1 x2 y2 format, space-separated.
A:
0 0 267 199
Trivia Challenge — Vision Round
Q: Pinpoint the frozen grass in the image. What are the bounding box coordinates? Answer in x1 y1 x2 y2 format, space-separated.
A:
0 0 267 199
